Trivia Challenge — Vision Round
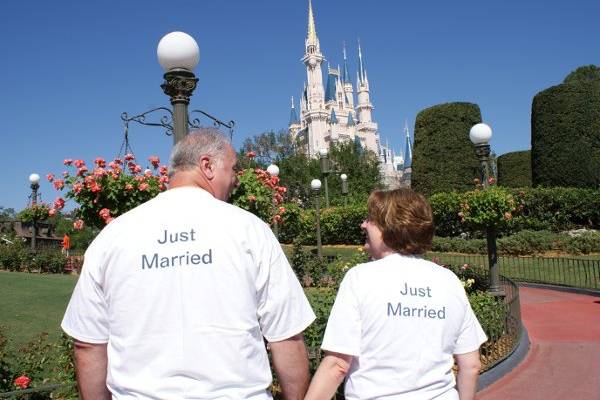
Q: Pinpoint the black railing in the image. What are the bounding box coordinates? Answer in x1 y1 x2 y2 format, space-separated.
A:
427 252 600 290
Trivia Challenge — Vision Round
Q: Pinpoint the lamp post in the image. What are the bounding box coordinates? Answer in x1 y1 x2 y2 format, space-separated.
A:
469 123 504 296
311 179 323 260
267 164 280 239
157 32 200 144
121 31 234 149
340 174 348 206
318 148 330 208
28 173 40 253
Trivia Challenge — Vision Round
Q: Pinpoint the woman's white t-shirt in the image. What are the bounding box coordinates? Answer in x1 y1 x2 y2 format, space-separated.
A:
321 253 487 400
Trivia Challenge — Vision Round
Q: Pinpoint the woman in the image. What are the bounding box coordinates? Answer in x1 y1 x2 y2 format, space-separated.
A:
305 189 487 400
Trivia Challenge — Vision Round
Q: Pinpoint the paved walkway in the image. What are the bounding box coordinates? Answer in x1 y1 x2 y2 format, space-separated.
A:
477 286 600 400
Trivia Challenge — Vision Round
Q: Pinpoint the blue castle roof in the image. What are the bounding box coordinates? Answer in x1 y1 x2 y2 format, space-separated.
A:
330 108 338 124
325 71 337 102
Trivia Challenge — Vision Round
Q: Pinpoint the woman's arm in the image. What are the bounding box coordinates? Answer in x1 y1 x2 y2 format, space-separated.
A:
454 350 481 400
304 351 353 400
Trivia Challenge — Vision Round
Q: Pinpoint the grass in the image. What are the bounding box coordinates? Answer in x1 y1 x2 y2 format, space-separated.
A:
0 271 77 348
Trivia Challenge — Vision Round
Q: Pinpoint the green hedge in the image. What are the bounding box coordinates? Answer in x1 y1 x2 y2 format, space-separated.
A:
531 70 600 188
497 150 532 187
280 187 600 244
431 187 600 236
412 102 482 196
432 230 600 255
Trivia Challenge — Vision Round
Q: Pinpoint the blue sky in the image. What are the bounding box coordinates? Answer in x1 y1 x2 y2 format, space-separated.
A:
1 0 599 210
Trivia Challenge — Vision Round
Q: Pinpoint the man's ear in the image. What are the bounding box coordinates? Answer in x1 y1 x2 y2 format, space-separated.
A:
198 155 215 180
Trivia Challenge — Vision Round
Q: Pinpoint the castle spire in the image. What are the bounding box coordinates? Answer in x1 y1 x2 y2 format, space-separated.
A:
342 41 350 83
289 96 300 125
403 120 412 169
358 39 365 83
307 0 318 45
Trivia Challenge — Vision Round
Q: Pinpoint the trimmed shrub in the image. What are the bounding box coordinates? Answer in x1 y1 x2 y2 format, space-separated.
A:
497 150 532 187
412 102 482 196
531 71 600 188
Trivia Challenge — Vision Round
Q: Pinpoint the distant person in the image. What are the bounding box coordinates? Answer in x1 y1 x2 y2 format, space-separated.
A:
305 189 487 400
62 234 70 257
62 128 315 400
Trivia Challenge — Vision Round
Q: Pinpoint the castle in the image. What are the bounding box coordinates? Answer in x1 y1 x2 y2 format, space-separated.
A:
288 0 412 187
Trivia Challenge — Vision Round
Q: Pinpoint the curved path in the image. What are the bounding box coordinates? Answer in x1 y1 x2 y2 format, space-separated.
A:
477 286 600 400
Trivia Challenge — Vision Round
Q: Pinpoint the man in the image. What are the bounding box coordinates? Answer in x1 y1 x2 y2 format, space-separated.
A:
62 128 315 399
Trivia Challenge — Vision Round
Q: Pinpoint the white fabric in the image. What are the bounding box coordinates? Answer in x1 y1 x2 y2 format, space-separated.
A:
321 253 487 400
62 187 315 399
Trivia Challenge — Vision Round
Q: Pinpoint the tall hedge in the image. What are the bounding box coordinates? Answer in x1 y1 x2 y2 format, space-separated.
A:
497 150 532 187
531 68 600 188
412 102 482 196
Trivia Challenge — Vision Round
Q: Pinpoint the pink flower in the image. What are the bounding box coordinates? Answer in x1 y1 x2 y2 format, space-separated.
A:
89 182 102 193
461 263 470 270
104 217 114 224
246 151 256 158
144 169 153 178
148 156 160 168
487 177 496 185
278 207 286 214
504 212 513 221
159 175 169 184
93 168 107 178
95 157 106 168
99 208 111 220
14 375 31 389
74 159 85 168
247 195 256 202
73 219 84 230
159 165 168 176
46 173 55 182
139 183 149 191
113 158 123 165
277 186 287 194
53 179 65 190
54 197 65 210
124 153 135 161
63 159 73 166
77 166 88 176
72 182 83 194
135 176 145 183
125 183 134 191
48 208 57 217
62 171 69 177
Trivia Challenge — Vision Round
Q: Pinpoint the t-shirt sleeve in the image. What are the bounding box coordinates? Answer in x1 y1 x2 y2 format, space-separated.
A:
61 237 110 344
321 270 361 357
453 294 488 355
256 227 315 342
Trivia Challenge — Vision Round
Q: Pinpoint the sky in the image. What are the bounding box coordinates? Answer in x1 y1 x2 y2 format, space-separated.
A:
1 0 599 211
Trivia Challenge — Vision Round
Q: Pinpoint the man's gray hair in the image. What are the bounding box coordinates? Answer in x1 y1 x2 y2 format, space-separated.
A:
170 127 231 175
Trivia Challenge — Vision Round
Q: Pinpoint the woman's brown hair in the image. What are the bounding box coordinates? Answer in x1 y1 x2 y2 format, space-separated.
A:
366 188 434 255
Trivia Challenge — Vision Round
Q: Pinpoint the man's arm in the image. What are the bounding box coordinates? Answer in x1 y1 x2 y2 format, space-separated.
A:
73 340 111 400
304 351 352 400
454 350 481 400
269 334 311 400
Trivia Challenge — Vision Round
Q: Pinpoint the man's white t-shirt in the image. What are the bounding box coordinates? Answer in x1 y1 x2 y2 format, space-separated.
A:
321 253 487 400
61 187 315 399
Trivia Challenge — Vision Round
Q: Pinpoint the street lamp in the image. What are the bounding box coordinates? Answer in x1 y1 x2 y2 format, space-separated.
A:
157 31 199 144
340 174 348 205
28 173 40 252
310 178 323 260
121 31 234 149
319 148 330 208
267 164 280 239
469 123 504 296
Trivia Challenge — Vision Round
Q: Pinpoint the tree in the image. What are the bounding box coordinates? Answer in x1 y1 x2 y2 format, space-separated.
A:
563 65 600 85
411 102 482 196
497 150 532 187
531 70 600 188
239 129 298 166
0 207 16 222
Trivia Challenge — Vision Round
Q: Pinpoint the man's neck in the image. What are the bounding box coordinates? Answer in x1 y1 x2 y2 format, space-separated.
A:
169 171 216 198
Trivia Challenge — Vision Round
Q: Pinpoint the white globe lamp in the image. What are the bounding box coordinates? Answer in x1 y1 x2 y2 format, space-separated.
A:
157 31 200 72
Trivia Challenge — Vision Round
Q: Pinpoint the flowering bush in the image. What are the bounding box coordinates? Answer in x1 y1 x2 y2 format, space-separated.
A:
459 186 524 231
50 154 169 230
230 163 287 225
17 204 50 223
13 375 30 389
